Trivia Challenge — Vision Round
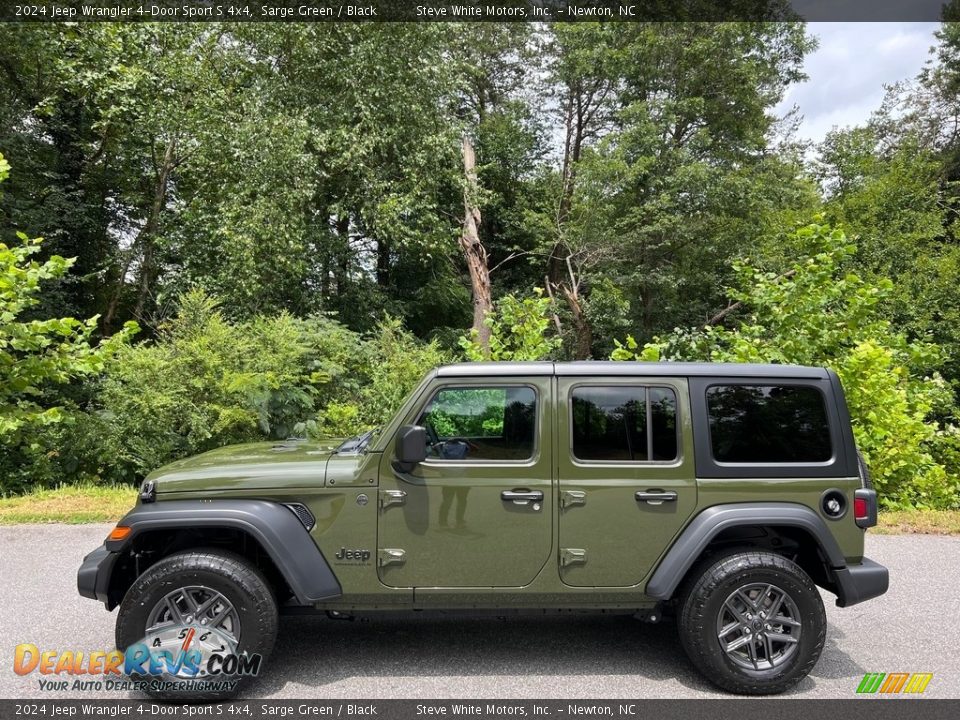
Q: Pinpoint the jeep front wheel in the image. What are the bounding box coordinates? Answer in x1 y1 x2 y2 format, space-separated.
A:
115 549 279 700
678 551 826 695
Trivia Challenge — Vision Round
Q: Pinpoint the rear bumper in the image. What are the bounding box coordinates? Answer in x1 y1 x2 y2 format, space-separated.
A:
833 556 889 607
77 544 117 609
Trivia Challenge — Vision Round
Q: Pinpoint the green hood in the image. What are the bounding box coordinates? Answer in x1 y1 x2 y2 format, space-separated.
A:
147 439 342 494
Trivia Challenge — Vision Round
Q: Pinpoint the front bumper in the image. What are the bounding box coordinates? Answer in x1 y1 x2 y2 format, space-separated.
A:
77 544 118 609
833 556 889 607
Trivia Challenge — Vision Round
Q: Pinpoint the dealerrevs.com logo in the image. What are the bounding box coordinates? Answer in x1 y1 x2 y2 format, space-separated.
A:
856 673 934 695
13 625 261 693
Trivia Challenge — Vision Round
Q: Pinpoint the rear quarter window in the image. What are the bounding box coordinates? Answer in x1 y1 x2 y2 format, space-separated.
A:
707 384 832 463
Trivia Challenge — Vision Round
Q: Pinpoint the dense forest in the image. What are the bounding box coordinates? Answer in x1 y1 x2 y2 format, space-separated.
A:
2 20 960 509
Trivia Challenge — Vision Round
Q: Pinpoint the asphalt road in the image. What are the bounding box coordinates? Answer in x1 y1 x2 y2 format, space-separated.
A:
1 525 957 699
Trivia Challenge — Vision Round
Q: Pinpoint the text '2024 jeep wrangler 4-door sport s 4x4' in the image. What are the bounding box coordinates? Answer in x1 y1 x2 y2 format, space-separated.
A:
78 362 888 697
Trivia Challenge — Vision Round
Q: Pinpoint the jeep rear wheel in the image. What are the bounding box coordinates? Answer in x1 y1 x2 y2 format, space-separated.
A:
115 550 278 700
678 551 826 695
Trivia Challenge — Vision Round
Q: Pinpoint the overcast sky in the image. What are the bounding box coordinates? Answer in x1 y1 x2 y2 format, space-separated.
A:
777 22 941 143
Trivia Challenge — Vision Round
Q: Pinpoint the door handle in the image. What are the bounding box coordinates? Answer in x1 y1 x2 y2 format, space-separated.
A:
636 490 677 505
501 489 544 505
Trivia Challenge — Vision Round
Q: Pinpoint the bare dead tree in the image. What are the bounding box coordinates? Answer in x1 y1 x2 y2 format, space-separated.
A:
459 135 493 353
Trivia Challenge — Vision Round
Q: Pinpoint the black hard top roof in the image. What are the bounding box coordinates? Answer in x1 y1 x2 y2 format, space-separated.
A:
435 361 830 380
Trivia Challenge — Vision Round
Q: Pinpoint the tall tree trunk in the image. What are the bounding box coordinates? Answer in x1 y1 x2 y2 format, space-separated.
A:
376 239 390 288
132 135 178 321
48 93 108 320
549 83 587 285
333 215 350 296
561 283 592 361
459 135 492 353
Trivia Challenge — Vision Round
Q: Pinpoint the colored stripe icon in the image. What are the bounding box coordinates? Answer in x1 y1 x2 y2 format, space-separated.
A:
856 673 933 694
903 673 934 694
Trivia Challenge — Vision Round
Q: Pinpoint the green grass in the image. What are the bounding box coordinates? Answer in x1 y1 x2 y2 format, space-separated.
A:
1 484 959 534
0 483 135 524
874 509 960 535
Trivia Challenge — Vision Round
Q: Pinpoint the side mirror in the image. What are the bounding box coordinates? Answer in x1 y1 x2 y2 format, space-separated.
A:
394 425 427 470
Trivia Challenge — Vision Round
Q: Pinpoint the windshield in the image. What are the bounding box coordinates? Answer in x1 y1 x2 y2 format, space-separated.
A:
336 427 380 454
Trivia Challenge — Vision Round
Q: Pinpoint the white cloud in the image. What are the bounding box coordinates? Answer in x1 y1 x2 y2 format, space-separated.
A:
777 22 940 144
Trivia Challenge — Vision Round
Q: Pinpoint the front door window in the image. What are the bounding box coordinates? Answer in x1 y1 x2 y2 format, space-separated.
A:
418 386 537 461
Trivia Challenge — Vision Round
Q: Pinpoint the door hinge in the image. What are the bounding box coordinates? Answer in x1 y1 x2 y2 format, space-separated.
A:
560 490 586 510
560 548 587 567
379 489 407 510
378 548 406 567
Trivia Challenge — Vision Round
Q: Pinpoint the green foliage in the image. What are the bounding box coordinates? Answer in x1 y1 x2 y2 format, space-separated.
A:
0 234 137 438
0 155 139 492
613 222 959 509
563 23 819 341
94 291 358 482
315 318 449 437
460 289 560 362
0 241 131 425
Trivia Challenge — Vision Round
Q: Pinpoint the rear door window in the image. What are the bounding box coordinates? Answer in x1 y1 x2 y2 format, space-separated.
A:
571 386 678 462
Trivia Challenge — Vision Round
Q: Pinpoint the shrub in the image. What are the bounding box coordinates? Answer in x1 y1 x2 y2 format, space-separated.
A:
0 153 138 493
460 288 560 361
95 290 358 482
315 318 449 437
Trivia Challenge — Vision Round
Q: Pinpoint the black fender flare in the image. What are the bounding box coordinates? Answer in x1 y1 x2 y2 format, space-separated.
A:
106 499 341 604
644 502 848 602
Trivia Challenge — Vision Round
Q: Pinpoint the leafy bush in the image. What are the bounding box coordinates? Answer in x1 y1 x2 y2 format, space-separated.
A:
0 154 138 493
460 288 560 361
613 221 959 509
95 291 359 482
315 318 449 437
0 239 137 442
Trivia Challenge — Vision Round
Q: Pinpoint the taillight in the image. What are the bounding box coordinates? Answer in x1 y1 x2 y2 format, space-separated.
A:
854 488 877 528
854 497 867 519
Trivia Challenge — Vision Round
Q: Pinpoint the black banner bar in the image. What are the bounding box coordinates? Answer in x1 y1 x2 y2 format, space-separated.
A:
1 700 959 720
0 0 954 24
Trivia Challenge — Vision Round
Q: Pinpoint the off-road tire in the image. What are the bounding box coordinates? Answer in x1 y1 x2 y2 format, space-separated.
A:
115 549 278 701
678 551 826 695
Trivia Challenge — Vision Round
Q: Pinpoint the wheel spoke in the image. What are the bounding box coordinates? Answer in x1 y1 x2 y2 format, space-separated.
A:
767 591 785 620
167 594 186 624
207 603 239 643
724 599 748 623
145 618 173 635
758 584 775 610
763 633 775 662
725 635 751 653
737 589 757 611
210 609 239 644
194 594 220 621
771 614 801 628
765 631 799 645
718 620 741 639
745 636 759 670
182 589 200 614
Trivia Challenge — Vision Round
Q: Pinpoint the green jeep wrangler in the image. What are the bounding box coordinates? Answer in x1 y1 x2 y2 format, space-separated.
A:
78 362 887 697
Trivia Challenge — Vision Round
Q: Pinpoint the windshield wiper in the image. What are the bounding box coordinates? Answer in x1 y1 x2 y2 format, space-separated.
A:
336 427 379 454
